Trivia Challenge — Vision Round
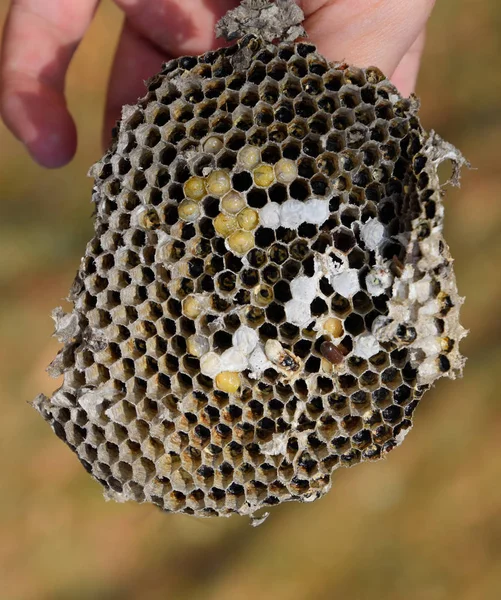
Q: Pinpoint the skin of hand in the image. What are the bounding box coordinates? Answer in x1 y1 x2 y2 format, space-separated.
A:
0 0 436 169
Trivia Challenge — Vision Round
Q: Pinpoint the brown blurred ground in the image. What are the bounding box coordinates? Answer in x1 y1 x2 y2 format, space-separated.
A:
0 1 500 599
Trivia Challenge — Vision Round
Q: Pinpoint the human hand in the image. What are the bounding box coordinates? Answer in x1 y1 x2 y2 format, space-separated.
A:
0 0 435 168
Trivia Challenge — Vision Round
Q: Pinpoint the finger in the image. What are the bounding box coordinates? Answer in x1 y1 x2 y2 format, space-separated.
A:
0 0 99 167
390 29 426 96
103 20 167 149
301 0 435 79
113 0 240 56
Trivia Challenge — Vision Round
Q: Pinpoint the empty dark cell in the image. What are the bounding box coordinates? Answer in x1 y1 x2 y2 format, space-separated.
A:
311 177 328 196
352 429 372 446
392 158 408 180
295 99 316 118
281 141 301 160
167 296 182 318
280 322 300 343
256 108 274 127
404 399 419 418
391 348 408 368
277 229 296 246
305 356 321 373
240 90 259 107
200 197 218 219
372 293 389 313
309 116 329 135
297 43 316 57
215 424 232 440
204 80 225 99
258 417 275 433
333 228 356 252
298 452 317 474
267 61 287 81
438 355 451 372
298 157 316 179
310 297 328 316
327 392 347 411
288 118 308 139
332 435 349 451
254 227 275 248
275 103 294 123
282 78 302 98
382 241 404 261
217 151 237 170
265 302 285 324
199 274 215 292
318 94 337 113
302 137 321 157
352 292 372 315
347 248 366 270
290 339 311 360
302 256 315 278
224 253 242 273
352 168 371 187
303 76 323 95
382 405 402 424
424 200 436 219
279 260 300 282
312 234 332 254
402 362 418 383
210 117 231 135
381 367 399 385
213 330 232 351
179 315 196 336
171 333 187 355
167 183 184 203
340 210 358 228
268 124 287 144
223 131 243 151
339 373 357 392
247 188 268 209
188 258 204 278
296 225 317 241
360 370 379 387
351 390 369 406
259 322 278 342
234 113 254 131
363 311 380 331
249 398 264 421
262 144 281 164
274 280 292 302
224 313 241 333
394 385 411 405
212 238 227 257
196 100 216 118
227 174 251 196
324 71 344 91
181 223 196 241
179 55 197 70
326 132 345 153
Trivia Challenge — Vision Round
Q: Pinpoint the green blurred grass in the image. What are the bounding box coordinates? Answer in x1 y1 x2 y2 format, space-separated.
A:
0 1 500 599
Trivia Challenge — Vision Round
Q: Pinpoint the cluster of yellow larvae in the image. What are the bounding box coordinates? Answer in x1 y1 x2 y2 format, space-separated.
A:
178 140 299 255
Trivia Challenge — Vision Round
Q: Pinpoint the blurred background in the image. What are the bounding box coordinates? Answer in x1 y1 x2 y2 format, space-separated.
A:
0 1 500 599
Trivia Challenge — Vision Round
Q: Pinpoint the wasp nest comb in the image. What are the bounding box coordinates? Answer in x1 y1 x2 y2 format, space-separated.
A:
34 1 467 518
